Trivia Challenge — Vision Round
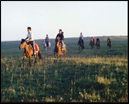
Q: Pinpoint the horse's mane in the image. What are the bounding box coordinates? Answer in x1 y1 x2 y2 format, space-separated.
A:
21 39 26 44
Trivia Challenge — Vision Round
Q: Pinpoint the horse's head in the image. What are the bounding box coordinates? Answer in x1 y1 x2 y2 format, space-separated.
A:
56 37 60 48
57 37 60 41
19 39 27 50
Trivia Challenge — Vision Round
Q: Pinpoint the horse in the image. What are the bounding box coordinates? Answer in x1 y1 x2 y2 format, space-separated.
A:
96 39 100 49
54 37 66 59
42 40 51 51
78 38 84 52
89 40 94 49
107 39 111 48
89 37 95 49
19 39 42 66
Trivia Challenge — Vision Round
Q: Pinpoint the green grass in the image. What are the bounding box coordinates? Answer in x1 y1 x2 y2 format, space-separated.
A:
1 36 128 102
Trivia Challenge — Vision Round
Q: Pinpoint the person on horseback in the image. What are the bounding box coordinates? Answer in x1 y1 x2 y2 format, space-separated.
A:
93 37 96 45
25 27 36 56
78 32 84 49
56 29 64 51
107 37 111 42
45 34 49 47
79 32 84 44
96 37 100 44
107 37 111 47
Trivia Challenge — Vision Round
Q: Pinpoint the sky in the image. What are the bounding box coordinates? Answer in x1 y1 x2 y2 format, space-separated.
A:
1 1 128 41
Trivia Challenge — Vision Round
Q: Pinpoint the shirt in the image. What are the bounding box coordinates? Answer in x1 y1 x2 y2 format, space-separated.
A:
45 37 49 42
80 35 83 39
27 32 34 41
56 33 64 40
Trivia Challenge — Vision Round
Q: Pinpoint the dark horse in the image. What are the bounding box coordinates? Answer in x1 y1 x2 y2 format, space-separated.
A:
107 38 111 48
54 37 66 59
78 38 84 52
96 38 100 49
19 39 42 66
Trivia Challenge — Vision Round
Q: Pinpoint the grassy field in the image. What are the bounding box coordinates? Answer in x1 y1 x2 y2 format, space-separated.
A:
1 36 128 102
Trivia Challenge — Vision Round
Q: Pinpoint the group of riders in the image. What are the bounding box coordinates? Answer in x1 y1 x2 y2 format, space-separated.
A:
25 27 65 56
20 27 112 66
25 27 112 56
78 33 111 49
89 36 101 49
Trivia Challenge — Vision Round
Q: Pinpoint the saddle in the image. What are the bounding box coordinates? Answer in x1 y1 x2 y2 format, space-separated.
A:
35 44 39 52
29 43 39 52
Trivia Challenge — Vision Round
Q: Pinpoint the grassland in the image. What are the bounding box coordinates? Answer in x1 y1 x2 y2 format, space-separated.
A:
1 36 128 102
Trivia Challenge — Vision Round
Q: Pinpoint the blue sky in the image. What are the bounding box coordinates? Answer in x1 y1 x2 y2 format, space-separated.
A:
1 1 127 41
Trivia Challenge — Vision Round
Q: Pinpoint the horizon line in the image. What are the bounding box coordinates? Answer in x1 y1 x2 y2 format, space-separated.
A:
1 35 127 42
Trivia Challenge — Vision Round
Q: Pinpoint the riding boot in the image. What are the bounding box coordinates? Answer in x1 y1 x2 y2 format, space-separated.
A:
32 42 36 56
34 51 36 57
33 49 35 56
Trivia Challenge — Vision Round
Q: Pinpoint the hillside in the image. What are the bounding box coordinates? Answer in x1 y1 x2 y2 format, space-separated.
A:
1 36 128 102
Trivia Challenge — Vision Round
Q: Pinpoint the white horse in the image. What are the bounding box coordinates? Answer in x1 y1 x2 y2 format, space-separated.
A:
42 40 51 51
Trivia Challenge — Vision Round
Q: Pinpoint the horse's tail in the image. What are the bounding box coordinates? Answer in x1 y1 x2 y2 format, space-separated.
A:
38 45 42 59
38 51 42 59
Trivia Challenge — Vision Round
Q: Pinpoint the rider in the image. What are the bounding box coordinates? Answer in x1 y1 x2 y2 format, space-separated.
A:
25 27 36 56
79 32 84 44
45 34 49 47
107 37 111 45
93 37 96 45
107 37 110 41
78 32 84 48
56 29 64 51
80 32 83 39
96 37 100 44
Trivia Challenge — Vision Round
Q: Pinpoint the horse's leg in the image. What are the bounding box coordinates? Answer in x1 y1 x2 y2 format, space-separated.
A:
64 51 66 59
36 54 38 63
54 48 56 58
57 54 59 60
49 46 51 52
54 52 56 58
61 55 62 61
29 57 31 67
23 57 24 67
34 54 37 64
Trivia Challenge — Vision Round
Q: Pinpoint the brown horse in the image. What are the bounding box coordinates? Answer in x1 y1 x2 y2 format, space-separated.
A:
54 37 66 59
19 39 42 66
89 39 94 49
96 39 100 49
